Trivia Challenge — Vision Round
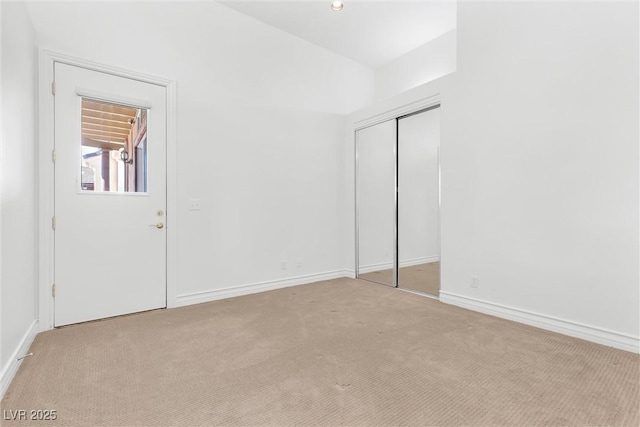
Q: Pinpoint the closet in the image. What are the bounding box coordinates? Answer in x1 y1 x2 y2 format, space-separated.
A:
356 105 441 296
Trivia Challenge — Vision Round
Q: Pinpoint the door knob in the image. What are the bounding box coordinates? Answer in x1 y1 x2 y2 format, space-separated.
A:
149 222 164 229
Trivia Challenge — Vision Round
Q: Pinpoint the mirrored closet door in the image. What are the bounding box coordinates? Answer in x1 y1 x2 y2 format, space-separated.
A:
356 119 396 287
355 105 441 297
397 108 440 295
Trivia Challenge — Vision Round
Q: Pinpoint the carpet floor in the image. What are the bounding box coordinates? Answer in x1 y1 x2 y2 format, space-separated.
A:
1 278 638 426
359 262 440 296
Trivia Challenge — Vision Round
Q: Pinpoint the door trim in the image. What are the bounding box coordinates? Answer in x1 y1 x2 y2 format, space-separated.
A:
353 94 441 132
37 49 178 331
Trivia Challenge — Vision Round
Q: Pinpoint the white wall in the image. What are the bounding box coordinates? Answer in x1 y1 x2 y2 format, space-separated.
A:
347 1 639 352
443 0 638 349
375 30 456 101
27 1 371 115
1 0 38 383
25 1 374 309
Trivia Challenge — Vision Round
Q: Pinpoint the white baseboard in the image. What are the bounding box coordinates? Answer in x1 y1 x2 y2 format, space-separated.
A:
400 256 439 268
176 269 352 307
0 320 39 399
358 261 392 274
359 256 439 274
440 291 640 354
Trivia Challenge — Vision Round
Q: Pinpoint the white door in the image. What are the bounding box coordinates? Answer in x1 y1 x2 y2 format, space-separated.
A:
54 62 167 327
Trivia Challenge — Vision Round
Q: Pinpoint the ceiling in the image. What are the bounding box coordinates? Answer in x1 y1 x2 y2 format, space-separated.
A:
82 99 137 151
217 0 457 69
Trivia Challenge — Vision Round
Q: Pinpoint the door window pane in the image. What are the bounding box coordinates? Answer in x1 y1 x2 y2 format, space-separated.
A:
81 98 148 192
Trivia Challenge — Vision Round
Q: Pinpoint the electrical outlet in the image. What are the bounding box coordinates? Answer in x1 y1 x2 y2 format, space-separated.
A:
471 276 479 288
189 199 202 210
280 260 287 270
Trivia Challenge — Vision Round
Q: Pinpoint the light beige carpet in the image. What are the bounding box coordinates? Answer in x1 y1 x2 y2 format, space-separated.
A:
357 267 395 287
1 278 638 426
400 262 440 296
359 262 440 296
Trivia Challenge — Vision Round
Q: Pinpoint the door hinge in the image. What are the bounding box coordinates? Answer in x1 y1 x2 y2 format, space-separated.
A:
52 149 56 162
51 216 56 230
52 283 56 298
51 81 55 96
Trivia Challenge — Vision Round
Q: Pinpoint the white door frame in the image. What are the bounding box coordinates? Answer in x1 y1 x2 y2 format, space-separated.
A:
37 49 178 331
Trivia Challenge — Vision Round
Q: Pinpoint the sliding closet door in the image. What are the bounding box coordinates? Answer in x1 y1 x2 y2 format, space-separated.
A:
356 120 396 287
397 107 440 296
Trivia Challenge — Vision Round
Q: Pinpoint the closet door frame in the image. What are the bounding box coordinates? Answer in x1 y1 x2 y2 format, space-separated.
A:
354 94 441 291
